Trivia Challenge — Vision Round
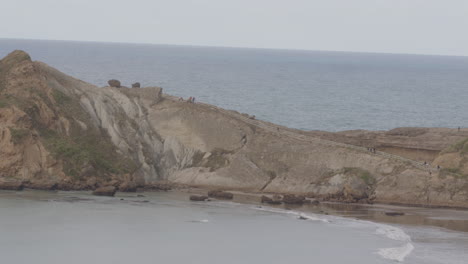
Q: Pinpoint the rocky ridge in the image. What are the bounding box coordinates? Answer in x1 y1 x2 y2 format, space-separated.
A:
0 50 467 208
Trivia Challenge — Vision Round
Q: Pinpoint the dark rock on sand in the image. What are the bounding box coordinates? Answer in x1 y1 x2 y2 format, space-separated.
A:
261 195 282 204
108 79 121 88
0 181 23 191
132 82 141 88
385 212 405 216
92 186 117 196
190 195 209 201
25 181 58 190
119 181 137 192
310 199 320 205
282 194 306 204
207 190 234 200
146 183 173 191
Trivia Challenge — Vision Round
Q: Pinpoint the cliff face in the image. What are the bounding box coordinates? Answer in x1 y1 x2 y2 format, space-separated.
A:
0 50 467 207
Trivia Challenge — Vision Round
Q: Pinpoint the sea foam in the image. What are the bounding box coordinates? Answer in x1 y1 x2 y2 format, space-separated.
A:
253 205 414 262
375 225 414 262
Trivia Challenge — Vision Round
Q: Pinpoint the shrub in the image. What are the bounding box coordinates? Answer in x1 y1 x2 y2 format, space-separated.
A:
9 128 29 144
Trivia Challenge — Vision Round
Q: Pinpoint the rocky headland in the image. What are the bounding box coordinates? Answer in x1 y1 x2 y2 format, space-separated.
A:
0 50 467 207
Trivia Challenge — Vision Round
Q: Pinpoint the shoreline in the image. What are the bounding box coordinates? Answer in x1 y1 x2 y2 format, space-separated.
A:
3 186 468 234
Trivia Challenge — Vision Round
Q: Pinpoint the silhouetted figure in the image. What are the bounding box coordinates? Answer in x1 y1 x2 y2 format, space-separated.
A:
458 126 461 132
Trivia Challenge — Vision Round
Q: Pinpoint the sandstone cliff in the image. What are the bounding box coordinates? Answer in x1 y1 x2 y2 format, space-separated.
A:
0 50 467 207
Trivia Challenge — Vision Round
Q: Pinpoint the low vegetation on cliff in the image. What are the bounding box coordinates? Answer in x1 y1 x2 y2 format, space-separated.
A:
0 50 136 187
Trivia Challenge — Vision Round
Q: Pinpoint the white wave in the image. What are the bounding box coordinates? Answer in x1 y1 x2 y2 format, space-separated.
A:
376 225 411 241
378 243 414 262
188 219 209 223
253 206 330 223
375 225 414 262
253 205 414 262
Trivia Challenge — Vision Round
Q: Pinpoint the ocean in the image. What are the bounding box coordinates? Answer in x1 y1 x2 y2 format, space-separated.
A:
1 39 468 263
1 190 468 264
1 38 468 131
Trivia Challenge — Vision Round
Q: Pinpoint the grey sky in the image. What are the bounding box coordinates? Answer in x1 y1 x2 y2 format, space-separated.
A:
2 0 468 56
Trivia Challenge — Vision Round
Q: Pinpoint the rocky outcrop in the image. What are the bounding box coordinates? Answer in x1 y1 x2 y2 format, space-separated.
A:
132 82 140 88
93 186 117 196
0 181 24 190
207 190 234 200
108 79 121 88
1 50 468 208
190 195 208 201
261 195 282 204
282 194 306 204
119 181 137 192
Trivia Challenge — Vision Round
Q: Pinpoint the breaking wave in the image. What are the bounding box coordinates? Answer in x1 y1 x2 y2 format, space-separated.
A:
252 205 414 262
375 225 414 262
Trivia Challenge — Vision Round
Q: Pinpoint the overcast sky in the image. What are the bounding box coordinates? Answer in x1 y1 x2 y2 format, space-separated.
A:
2 0 468 56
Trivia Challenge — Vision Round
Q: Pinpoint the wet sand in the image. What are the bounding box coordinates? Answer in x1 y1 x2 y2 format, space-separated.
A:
183 188 468 233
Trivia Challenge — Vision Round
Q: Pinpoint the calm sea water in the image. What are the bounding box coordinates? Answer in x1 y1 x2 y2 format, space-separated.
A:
1 190 467 264
1 38 468 131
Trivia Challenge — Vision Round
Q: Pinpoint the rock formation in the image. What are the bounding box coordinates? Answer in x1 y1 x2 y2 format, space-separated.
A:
190 195 209 201
108 79 121 88
207 190 234 200
0 50 467 208
93 186 117 196
132 82 140 88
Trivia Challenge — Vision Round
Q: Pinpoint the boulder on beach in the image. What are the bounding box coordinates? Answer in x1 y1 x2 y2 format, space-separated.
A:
132 82 141 88
190 195 209 201
261 195 282 205
108 79 121 88
25 181 58 190
119 181 137 192
282 194 306 204
92 186 117 196
207 190 234 200
145 182 173 191
0 181 24 191
310 199 320 205
385 212 405 216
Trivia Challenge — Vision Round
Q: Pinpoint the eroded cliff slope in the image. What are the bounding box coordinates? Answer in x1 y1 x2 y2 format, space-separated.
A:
0 50 467 207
